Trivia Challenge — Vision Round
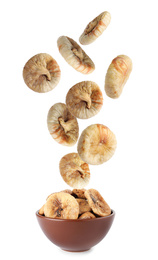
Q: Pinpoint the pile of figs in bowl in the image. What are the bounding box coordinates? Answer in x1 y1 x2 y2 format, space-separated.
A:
36 188 115 252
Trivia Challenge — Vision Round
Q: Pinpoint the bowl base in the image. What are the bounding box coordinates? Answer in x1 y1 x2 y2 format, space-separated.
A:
61 248 91 252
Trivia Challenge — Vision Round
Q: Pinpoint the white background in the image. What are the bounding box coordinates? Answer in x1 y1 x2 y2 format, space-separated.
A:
1 0 158 259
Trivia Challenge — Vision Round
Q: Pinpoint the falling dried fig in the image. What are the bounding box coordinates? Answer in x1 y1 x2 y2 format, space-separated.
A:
79 212 96 219
105 55 132 98
57 36 95 74
23 53 61 93
76 198 91 214
77 124 117 165
59 153 90 188
79 11 111 45
72 188 86 199
47 103 79 146
44 192 79 219
66 81 103 119
85 189 111 217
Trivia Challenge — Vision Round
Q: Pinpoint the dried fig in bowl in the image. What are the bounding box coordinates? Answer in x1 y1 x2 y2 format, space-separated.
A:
79 212 96 219
77 124 117 165
105 55 132 98
57 36 95 74
85 189 111 217
76 198 91 215
79 11 111 45
23 53 61 93
38 204 45 216
44 192 79 219
66 81 103 119
47 103 79 146
59 153 90 188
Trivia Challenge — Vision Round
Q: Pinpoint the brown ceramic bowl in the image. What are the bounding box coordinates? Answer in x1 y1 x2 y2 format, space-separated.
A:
36 210 115 252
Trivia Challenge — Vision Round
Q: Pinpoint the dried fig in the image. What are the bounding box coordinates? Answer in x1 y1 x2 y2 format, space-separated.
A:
47 103 79 146
66 81 103 119
79 11 111 45
76 198 91 214
105 55 132 98
57 36 95 74
77 124 117 165
23 53 61 93
85 189 111 217
72 188 86 199
44 192 79 219
79 212 96 219
59 153 90 188
38 204 45 215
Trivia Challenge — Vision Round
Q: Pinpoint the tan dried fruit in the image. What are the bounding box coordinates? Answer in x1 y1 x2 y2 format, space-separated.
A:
47 103 79 146
77 124 117 165
66 81 103 119
59 153 90 188
105 55 132 98
23 53 61 93
57 36 95 74
72 188 86 199
79 11 111 45
38 204 45 215
85 189 111 217
44 192 79 219
76 198 91 214
79 212 96 219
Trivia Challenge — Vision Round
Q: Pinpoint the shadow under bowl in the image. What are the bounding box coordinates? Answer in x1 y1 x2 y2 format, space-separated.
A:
36 210 115 252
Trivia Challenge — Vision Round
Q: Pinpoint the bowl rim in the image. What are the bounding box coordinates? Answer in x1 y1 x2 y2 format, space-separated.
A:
36 209 115 222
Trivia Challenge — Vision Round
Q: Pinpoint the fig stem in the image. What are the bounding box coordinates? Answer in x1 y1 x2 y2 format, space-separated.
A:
44 72 51 81
83 95 91 109
77 91 91 109
86 100 91 109
85 19 98 35
77 170 84 179
58 117 72 133
39 67 51 81
72 47 84 60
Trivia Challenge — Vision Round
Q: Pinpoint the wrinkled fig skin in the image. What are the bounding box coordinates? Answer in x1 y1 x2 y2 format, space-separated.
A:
79 11 111 45
59 153 90 188
105 55 132 98
85 189 111 217
47 103 79 146
77 124 117 165
66 81 103 119
23 53 61 93
44 192 79 219
57 36 95 74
